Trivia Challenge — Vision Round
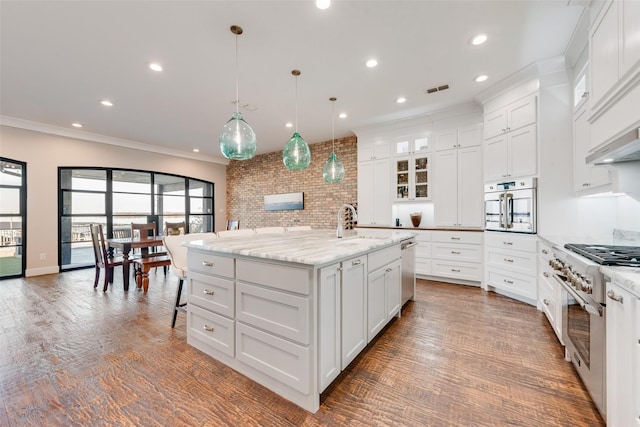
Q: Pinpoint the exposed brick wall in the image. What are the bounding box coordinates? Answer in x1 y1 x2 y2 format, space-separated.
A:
226 136 357 230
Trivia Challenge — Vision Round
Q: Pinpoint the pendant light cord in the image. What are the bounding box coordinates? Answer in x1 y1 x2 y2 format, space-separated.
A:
235 34 239 114
331 97 336 153
295 76 299 133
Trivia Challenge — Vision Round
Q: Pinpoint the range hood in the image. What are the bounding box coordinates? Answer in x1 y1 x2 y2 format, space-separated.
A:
586 127 640 165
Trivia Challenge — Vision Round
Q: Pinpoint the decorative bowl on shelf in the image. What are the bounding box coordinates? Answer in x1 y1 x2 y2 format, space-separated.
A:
410 212 422 228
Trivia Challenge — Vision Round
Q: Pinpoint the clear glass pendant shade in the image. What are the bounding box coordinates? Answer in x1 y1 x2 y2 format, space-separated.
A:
219 111 257 160
283 132 311 170
323 152 345 183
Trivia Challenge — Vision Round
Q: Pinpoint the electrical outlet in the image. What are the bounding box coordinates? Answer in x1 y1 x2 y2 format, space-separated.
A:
39 253 46 260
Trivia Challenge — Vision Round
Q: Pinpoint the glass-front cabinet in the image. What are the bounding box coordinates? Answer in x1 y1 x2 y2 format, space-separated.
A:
395 154 430 201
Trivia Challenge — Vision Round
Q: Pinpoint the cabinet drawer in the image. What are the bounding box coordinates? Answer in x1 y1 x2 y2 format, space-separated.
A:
187 304 234 358
485 233 537 253
538 275 557 325
538 241 553 262
188 250 235 278
236 282 311 345
237 259 311 295
368 245 401 273
431 230 483 245
432 242 482 263
431 259 482 281
487 269 537 301
487 248 536 276
236 322 310 394
416 258 431 276
188 271 234 318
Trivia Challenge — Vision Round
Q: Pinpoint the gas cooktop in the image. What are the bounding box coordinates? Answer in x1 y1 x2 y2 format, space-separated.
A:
565 243 640 267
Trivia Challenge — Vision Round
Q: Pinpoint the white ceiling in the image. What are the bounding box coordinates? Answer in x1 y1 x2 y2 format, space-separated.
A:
0 1 585 163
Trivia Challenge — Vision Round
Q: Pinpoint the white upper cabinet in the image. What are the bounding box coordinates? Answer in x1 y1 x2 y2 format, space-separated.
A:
394 154 430 201
620 0 640 78
433 124 482 151
394 135 430 156
358 157 391 225
484 123 537 182
483 95 536 140
573 99 611 193
590 0 620 106
358 140 390 160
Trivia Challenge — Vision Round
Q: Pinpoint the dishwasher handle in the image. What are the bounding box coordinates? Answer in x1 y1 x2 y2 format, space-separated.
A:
401 241 418 250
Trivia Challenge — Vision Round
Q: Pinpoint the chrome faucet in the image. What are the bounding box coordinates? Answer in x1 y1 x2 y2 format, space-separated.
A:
337 204 358 238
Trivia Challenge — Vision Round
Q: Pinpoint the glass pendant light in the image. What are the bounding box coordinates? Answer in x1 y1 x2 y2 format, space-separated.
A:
283 69 311 170
219 25 256 160
323 97 345 183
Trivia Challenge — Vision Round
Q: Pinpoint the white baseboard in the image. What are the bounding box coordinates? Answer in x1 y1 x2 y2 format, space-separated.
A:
25 266 60 277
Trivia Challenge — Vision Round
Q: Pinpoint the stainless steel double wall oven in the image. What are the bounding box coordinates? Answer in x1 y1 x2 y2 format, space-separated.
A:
484 178 537 233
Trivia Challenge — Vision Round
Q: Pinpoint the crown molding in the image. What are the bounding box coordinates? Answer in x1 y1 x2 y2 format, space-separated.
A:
0 116 229 166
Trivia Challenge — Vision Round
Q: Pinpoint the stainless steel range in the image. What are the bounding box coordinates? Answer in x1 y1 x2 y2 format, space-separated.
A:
549 242 640 420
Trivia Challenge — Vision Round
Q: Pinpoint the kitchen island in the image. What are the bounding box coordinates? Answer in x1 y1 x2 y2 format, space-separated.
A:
184 229 415 413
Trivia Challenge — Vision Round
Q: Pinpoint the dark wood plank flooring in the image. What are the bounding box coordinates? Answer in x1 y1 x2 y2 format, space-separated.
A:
0 271 605 426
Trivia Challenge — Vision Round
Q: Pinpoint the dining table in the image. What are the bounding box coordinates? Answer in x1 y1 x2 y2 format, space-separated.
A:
106 235 166 291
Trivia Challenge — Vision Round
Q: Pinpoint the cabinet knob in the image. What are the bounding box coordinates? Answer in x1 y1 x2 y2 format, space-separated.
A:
450 237 461 240
542 249 548 254
503 241 513 246
202 261 214 267
504 258 514 263
451 268 461 272
582 183 590 187
451 251 461 255
203 324 215 332
352 260 362 266
385 268 393 273
581 92 589 98
203 289 214 295
543 299 549 306
543 272 550 278
504 279 514 284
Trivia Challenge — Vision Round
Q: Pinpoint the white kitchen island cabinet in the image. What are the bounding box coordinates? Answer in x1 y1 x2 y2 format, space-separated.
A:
185 229 414 413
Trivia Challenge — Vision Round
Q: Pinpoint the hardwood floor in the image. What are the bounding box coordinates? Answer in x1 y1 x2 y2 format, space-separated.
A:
0 271 604 426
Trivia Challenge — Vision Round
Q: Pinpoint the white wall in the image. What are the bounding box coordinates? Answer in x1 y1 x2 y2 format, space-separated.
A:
0 126 227 276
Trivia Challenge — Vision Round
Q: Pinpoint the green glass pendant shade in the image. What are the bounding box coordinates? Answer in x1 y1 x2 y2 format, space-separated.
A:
323 152 345 183
219 112 257 160
283 132 311 170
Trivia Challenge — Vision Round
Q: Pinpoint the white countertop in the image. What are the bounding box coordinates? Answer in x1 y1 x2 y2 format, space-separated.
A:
185 229 417 266
600 266 640 298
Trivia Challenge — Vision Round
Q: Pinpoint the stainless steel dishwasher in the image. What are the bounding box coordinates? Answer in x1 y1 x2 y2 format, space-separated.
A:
400 238 418 308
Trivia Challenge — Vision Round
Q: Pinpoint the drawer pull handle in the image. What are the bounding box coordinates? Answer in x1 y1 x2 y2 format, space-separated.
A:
503 241 513 246
451 268 460 272
541 249 548 254
450 237 461 240
337 267 343 272
543 299 549 306
352 260 362 266
386 268 393 273
203 289 215 296
504 258 514 263
203 324 214 332
543 272 550 278
504 279 514 284
202 261 214 267
451 251 461 255
607 290 623 303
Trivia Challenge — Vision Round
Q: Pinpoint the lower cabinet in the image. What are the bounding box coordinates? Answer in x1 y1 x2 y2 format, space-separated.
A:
430 230 483 283
367 259 401 341
605 280 639 427
537 240 562 344
484 231 537 305
415 230 432 276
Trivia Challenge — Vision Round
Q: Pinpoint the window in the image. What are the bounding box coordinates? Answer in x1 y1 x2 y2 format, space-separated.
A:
0 158 26 279
59 168 214 271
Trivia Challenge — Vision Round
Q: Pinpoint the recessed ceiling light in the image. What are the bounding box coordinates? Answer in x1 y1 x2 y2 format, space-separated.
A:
72 123 82 128
366 59 378 68
396 97 406 104
475 74 488 82
339 112 347 119
285 122 293 128
316 0 330 9
100 100 113 107
602 158 614 163
193 148 200 153
471 34 488 45
149 62 163 72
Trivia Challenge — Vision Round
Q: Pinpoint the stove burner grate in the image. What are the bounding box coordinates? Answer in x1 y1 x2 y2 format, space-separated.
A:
565 243 640 267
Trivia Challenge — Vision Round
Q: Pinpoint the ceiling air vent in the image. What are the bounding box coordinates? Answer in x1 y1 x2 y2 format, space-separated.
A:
424 84 450 94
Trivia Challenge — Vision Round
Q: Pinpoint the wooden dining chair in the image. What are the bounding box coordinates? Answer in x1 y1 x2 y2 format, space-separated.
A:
90 224 124 292
226 219 239 230
164 221 186 236
131 221 167 273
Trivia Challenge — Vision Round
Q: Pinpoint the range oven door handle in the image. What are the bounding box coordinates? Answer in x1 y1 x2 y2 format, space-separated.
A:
554 274 603 317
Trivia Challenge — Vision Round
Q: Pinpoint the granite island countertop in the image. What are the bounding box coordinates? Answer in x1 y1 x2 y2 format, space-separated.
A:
600 266 640 298
185 229 417 266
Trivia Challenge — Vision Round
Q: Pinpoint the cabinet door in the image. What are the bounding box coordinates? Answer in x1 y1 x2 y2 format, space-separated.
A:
433 149 459 227
372 159 391 224
484 134 509 181
591 0 619 105
385 259 402 319
606 282 635 427
434 128 457 151
394 157 411 200
573 104 611 192
318 263 341 391
413 155 430 200
509 124 537 178
457 124 482 148
484 109 508 139
341 256 368 369
357 160 374 225
456 146 483 227
367 267 387 342
621 0 640 78
507 96 536 132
